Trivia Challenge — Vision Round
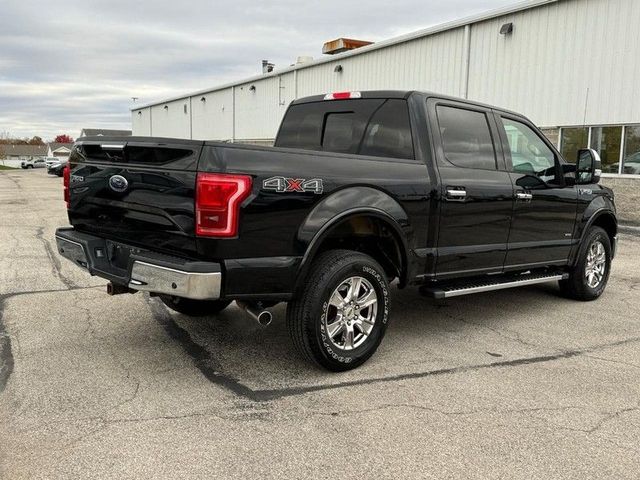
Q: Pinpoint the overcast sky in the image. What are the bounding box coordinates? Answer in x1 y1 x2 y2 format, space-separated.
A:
0 0 521 141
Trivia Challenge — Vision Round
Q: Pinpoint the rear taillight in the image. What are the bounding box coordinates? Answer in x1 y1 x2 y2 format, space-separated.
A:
63 164 70 208
323 91 362 100
195 173 252 238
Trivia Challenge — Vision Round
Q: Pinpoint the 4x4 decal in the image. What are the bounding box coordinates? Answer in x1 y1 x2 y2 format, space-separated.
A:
262 176 323 194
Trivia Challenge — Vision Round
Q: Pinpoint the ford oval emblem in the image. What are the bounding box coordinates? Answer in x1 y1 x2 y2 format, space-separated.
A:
108 174 129 193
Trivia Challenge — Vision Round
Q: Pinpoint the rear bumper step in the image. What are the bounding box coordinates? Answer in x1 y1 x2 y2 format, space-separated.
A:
55 227 222 300
421 273 569 299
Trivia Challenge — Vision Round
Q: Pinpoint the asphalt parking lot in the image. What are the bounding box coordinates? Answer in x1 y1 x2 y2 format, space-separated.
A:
1 168 639 479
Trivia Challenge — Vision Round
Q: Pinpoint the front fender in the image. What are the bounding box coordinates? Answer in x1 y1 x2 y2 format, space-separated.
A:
570 193 617 264
577 195 616 239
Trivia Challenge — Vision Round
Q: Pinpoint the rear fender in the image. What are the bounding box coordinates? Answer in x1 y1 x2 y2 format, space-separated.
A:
295 186 412 289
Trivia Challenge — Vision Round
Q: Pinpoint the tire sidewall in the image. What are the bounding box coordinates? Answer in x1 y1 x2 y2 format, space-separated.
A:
578 228 611 298
313 258 390 368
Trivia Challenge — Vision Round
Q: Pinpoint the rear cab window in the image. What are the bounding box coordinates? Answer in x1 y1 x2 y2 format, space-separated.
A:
275 98 414 160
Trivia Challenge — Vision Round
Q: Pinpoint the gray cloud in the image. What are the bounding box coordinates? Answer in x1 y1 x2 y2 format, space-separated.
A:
0 0 519 140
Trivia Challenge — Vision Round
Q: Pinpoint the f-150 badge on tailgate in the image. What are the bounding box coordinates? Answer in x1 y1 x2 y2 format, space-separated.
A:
262 176 323 194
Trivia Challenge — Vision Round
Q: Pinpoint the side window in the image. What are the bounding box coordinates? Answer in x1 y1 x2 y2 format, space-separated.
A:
501 117 556 181
359 99 414 159
436 106 497 170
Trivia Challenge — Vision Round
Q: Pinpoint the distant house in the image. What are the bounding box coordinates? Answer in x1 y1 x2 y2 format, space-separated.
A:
47 142 73 160
0 144 48 161
78 128 132 138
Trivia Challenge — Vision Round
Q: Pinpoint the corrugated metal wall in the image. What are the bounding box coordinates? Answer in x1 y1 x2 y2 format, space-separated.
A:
468 0 640 127
132 0 640 141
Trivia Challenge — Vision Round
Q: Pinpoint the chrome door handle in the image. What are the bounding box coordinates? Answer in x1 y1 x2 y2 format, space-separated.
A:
516 192 533 202
446 188 467 200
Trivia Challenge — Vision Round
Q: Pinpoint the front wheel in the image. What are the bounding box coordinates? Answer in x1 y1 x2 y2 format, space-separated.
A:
159 295 231 316
560 226 612 301
287 250 391 371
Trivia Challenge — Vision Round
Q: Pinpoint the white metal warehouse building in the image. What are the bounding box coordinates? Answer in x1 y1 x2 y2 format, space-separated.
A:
132 0 640 183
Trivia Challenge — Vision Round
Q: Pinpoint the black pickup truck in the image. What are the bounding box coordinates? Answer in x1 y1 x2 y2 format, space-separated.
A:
55 90 617 371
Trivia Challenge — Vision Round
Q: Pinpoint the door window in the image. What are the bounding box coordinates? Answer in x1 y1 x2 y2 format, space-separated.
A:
436 106 497 170
501 118 557 182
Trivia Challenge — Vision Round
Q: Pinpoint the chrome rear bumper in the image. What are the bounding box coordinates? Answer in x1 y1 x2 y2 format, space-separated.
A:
128 260 221 300
55 228 222 300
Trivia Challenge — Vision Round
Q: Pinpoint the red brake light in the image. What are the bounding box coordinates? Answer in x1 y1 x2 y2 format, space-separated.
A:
323 91 362 100
63 164 70 208
195 173 252 238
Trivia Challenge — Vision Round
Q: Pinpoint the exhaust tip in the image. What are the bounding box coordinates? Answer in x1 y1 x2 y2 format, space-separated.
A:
257 310 272 326
237 301 272 327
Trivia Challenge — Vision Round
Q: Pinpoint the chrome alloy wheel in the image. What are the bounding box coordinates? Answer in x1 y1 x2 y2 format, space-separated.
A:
585 240 607 288
325 276 378 351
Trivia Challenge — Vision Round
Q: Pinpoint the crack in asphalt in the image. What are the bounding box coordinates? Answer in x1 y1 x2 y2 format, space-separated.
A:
144 295 640 402
0 296 14 394
34 226 78 290
145 296 258 400
0 286 103 393
314 401 640 438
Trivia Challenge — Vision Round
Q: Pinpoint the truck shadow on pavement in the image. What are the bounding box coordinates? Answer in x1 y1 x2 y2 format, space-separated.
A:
145 283 639 403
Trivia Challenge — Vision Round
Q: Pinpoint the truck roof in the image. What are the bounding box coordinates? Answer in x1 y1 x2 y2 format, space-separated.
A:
290 90 524 118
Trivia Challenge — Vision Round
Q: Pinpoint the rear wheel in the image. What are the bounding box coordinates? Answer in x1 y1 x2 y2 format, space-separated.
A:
287 250 391 371
159 295 231 316
560 226 611 301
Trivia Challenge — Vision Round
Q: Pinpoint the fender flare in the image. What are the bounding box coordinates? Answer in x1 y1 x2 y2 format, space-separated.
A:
571 205 617 265
294 187 412 290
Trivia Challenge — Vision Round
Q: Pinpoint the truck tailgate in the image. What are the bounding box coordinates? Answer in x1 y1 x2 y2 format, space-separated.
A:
67 137 206 257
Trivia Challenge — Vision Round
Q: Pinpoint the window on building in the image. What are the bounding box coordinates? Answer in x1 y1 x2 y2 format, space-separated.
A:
436 106 496 170
501 118 556 182
540 128 559 147
560 127 588 163
590 126 622 174
622 126 640 175
359 99 414 159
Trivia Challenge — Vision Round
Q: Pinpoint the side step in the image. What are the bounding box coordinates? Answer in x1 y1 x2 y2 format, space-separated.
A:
421 273 569 299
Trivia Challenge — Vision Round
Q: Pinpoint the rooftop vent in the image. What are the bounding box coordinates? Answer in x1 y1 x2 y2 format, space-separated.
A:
261 60 275 74
296 56 314 65
322 38 373 55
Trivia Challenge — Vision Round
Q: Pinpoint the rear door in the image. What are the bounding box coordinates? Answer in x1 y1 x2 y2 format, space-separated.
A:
428 99 514 277
67 138 204 257
494 113 578 267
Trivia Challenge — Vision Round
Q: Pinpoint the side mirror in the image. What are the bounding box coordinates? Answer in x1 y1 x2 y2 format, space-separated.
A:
576 149 602 184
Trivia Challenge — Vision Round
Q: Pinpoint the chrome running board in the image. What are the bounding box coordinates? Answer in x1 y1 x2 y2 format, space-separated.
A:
422 273 569 299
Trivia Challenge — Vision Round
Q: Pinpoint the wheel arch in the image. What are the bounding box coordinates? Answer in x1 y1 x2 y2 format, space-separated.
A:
294 187 412 293
572 207 617 266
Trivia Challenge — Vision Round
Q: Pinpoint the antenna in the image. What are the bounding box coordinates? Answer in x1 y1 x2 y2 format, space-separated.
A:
582 88 589 128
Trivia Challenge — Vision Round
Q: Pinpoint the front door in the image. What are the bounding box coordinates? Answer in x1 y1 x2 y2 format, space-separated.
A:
495 114 578 268
430 100 514 277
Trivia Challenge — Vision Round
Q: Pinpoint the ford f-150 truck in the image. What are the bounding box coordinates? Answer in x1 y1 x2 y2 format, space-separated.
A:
55 90 617 371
